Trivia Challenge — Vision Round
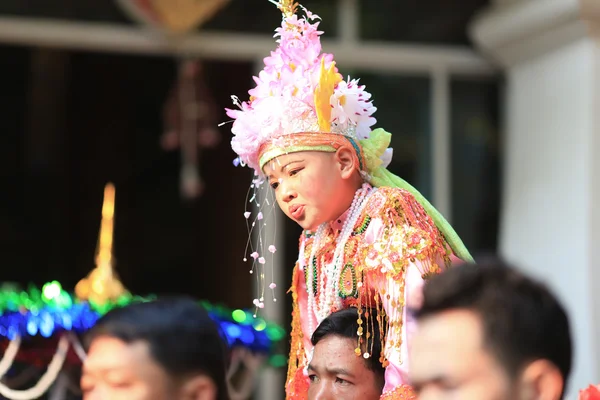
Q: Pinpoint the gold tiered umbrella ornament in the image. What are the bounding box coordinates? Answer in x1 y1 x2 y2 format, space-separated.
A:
75 183 129 307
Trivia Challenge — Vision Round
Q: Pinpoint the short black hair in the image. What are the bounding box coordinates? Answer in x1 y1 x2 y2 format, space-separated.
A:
311 307 385 378
86 297 229 400
416 260 572 393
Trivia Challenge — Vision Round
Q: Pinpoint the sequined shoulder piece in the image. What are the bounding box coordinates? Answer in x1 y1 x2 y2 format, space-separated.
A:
360 186 452 274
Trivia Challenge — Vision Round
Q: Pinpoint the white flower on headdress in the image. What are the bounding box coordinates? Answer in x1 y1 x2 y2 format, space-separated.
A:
330 78 377 139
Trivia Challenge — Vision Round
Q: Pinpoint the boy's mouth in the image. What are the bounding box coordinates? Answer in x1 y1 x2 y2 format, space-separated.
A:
289 204 305 220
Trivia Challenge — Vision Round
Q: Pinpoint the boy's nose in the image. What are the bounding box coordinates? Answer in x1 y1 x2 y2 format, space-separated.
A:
281 181 297 202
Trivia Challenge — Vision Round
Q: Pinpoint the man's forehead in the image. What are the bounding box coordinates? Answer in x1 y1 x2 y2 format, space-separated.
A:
85 337 152 370
416 309 484 346
311 336 364 370
410 310 486 376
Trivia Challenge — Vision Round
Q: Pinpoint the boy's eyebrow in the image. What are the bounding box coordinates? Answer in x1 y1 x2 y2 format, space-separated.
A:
266 159 304 179
280 159 304 172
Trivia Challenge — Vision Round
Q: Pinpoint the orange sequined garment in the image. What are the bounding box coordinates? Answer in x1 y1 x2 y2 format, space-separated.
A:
286 186 452 399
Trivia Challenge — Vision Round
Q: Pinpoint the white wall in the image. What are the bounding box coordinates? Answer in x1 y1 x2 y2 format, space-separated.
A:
500 37 600 397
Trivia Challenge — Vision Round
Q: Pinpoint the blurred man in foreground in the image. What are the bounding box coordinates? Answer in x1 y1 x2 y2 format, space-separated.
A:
410 260 572 400
81 297 229 400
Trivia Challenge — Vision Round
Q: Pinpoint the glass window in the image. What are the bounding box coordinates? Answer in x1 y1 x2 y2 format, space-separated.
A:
359 0 488 45
344 71 433 198
0 0 131 24
450 78 501 254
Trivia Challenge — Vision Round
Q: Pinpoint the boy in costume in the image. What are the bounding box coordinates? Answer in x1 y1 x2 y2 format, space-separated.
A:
225 1 473 398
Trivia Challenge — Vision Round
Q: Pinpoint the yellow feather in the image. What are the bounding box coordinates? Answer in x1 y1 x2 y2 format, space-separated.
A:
314 58 342 132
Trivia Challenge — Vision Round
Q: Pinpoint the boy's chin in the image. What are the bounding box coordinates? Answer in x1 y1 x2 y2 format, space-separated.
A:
291 217 318 232
299 220 324 232
285 211 324 231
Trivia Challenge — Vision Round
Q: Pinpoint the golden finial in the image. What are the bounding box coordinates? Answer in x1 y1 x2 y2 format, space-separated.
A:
75 183 128 304
270 0 299 18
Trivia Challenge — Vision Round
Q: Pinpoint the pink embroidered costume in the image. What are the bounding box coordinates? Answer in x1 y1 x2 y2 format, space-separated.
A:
225 2 473 398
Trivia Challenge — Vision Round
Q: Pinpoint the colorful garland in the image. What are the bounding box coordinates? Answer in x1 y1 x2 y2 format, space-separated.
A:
0 281 287 367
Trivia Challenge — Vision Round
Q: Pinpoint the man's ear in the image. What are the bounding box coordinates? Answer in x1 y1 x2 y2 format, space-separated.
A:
518 359 564 400
334 146 358 179
179 375 219 400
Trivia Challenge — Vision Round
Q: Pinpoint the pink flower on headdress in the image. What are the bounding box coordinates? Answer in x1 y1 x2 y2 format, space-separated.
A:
300 5 320 21
263 48 287 70
249 68 281 99
230 107 261 168
225 98 250 120
272 14 324 71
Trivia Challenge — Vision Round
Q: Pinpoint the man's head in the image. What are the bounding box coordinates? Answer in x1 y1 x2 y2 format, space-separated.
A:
263 146 363 231
410 260 572 400
81 297 229 400
308 307 385 400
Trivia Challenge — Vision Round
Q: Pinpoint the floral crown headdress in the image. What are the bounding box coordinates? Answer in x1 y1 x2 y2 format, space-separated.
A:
225 0 388 176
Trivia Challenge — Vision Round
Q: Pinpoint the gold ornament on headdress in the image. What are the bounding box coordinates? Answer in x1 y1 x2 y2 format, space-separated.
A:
270 0 299 18
75 183 128 304
315 58 343 132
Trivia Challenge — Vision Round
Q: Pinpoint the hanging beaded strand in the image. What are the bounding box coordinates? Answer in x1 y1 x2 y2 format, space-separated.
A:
242 173 278 316
327 186 369 317
323 185 372 317
305 224 326 336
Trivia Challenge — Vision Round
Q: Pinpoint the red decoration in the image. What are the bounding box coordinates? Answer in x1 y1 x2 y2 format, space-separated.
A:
0 336 83 368
580 385 600 400
161 60 220 199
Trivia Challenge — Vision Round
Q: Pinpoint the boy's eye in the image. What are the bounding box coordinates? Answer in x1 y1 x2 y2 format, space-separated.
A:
289 168 302 176
308 374 318 383
335 377 350 385
270 182 279 189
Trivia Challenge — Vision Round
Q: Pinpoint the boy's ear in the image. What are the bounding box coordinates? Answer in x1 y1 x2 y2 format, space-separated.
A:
335 146 357 179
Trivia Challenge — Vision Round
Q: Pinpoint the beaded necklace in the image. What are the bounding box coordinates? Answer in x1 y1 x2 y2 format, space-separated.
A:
305 183 377 335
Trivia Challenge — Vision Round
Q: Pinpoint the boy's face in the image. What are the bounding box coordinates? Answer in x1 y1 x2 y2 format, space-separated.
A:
263 151 355 231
